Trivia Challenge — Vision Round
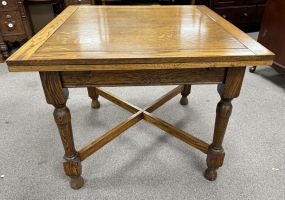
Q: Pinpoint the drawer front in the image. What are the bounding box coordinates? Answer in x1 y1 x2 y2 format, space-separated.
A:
0 0 18 11
215 6 258 25
0 11 25 35
243 0 266 5
65 0 92 5
213 0 266 7
213 0 241 7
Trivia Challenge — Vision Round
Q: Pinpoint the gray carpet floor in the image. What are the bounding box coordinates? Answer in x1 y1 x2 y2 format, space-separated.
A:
1 35 285 200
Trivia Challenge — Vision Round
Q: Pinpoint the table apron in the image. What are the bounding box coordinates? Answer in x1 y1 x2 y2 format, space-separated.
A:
60 68 226 87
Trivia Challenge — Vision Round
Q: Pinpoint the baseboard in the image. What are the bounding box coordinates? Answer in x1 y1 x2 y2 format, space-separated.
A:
272 61 285 74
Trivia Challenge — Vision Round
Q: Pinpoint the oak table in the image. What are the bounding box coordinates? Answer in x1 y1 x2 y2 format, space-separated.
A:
7 5 274 189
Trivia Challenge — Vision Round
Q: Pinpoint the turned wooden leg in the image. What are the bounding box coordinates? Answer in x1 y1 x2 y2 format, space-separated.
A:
204 97 231 180
87 87 100 109
54 106 84 189
180 84 191 105
205 67 246 181
40 72 84 189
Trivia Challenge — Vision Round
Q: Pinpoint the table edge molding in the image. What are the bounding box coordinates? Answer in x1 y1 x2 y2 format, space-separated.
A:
8 60 273 72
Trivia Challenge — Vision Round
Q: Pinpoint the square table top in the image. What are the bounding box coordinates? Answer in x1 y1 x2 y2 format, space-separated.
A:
7 5 274 72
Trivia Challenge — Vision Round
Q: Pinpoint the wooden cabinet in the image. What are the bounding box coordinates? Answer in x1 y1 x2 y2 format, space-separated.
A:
211 0 266 31
0 0 33 61
257 0 285 73
0 0 19 10
0 11 26 35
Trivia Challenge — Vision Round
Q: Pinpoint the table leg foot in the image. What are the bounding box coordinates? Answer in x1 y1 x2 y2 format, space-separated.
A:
204 168 217 181
249 66 256 73
179 97 188 105
88 87 100 109
70 176 84 189
204 145 225 181
179 84 191 105
91 99 100 109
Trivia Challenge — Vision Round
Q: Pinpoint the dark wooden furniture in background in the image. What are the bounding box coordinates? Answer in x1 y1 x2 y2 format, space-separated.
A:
27 0 64 12
195 0 266 32
0 0 64 61
0 0 33 61
250 0 285 73
7 5 273 189
26 0 64 33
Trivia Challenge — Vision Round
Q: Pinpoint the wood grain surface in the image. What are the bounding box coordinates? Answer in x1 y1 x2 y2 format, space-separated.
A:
7 5 274 72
